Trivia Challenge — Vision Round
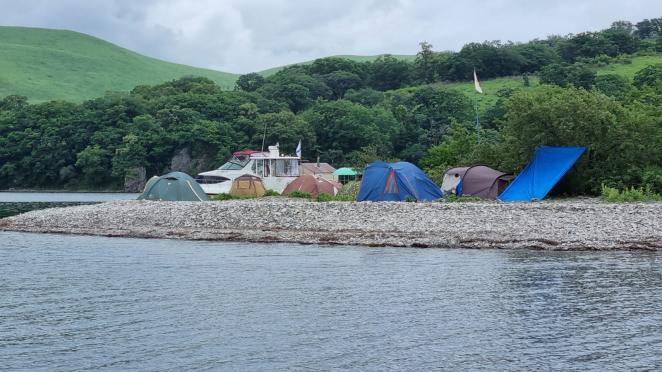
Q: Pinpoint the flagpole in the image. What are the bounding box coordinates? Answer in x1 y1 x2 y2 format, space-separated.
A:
472 68 482 143
473 93 481 143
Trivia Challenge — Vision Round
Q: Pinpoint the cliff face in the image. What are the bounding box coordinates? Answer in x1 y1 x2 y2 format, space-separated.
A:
124 167 146 192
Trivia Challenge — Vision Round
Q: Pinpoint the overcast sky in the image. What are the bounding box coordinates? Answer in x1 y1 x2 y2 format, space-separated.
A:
1 0 661 73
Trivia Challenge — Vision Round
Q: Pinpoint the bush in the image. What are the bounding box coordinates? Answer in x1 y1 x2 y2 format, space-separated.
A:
642 167 662 194
337 180 361 199
263 189 280 197
438 195 484 203
210 193 240 201
498 86 660 194
317 193 355 202
601 184 662 202
286 191 312 199
633 64 662 88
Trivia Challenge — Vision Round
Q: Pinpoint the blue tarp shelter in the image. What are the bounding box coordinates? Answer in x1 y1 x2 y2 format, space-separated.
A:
357 161 443 202
498 146 585 202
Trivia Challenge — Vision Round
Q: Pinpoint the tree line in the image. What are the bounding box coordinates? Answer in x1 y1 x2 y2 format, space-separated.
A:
0 17 661 194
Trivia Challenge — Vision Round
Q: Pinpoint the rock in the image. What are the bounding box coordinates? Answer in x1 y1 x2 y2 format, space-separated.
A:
170 148 192 172
123 167 146 192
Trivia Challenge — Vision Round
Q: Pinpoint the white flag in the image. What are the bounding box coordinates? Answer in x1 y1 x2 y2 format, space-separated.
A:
473 68 483 94
296 139 302 158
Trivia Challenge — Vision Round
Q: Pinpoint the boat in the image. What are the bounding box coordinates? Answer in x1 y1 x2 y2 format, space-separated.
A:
195 145 300 195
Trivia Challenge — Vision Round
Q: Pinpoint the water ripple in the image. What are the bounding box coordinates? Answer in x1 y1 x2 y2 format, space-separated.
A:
1 231 661 370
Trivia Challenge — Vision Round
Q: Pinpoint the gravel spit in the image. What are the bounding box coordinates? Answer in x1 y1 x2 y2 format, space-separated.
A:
1 198 660 250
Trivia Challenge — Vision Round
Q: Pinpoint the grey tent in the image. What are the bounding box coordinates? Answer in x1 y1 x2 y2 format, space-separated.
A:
138 172 209 201
442 165 513 200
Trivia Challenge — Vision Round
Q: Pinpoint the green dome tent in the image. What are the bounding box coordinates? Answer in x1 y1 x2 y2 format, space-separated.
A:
138 172 209 201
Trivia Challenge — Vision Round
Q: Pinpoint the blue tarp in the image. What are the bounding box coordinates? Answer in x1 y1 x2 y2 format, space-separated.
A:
498 146 586 202
357 161 443 202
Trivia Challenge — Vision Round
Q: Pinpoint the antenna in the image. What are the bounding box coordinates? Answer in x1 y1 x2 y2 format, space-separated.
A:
260 120 268 152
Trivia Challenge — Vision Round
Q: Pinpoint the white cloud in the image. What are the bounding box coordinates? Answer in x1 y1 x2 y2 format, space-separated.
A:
0 0 660 73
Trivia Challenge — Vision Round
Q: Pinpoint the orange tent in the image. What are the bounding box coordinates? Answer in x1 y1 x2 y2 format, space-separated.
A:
282 175 342 198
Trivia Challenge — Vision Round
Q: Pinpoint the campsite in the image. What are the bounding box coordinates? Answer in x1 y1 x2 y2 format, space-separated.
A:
3 3 662 371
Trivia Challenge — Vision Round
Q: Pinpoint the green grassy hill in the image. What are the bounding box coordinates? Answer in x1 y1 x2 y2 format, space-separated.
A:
0 26 240 102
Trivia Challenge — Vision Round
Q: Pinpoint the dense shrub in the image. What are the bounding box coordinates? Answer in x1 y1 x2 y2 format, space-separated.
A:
263 189 280 197
601 184 662 202
337 181 361 199
316 193 355 202
286 191 312 199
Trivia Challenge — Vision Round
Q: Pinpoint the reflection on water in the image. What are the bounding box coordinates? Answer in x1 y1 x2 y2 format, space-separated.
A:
1 232 661 370
0 192 138 218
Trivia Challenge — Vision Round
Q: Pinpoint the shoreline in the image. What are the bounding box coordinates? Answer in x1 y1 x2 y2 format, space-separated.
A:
0 190 128 193
1 199 660 250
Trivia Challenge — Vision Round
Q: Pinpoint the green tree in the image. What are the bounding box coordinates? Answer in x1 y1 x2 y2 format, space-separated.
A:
413 42 438 84
368 55 411 90
539 63 596 89
112 134 147 179
235 73 266 92
594 74 632 98
633 64 662 88
76 145 111 185
499 86 659 194
249 111 316 158
322 71 363 99
344 88 384 106
302 100 397 164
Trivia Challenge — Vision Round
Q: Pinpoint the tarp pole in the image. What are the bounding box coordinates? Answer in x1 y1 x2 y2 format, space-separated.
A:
473 93 481 143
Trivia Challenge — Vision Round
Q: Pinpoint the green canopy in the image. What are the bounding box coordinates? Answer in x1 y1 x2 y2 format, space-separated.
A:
333 167 357 176
138 172 208 201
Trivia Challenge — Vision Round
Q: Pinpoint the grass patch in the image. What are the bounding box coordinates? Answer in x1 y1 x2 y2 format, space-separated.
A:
595 55 662 78
601 184 662 202
286 191 312 199
209 194 256 201
263 189 280 197
438 195 484 203
316 193 355 202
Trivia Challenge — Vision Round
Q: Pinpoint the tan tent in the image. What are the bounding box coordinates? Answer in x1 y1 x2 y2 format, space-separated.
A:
230 174 266 197
282 175 342 198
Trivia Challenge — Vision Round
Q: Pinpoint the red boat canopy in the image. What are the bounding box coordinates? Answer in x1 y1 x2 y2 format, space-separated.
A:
232 150 261 156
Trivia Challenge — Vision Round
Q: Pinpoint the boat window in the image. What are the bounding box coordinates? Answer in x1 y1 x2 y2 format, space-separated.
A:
219 155 250 170
273 159 300 177
255 159 264 176
195 175 230 184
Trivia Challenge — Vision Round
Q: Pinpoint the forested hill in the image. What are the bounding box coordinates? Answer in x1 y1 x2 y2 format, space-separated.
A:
1 18 661 195
0 26 415 102
0 26 239 101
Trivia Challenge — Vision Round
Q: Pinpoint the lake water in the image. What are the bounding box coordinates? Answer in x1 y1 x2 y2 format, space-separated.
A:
1 231 661 370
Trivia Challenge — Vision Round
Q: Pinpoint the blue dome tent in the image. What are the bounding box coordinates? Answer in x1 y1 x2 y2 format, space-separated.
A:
498 146 586 202
357 161 443 202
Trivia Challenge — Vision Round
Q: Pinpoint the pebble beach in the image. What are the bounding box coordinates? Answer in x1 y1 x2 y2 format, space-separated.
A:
1 198 660 250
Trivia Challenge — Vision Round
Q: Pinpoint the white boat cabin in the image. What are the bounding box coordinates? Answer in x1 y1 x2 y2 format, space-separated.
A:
196 145 300 194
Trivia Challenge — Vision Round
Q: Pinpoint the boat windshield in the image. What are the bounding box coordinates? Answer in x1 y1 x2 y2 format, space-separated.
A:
218 155 250 170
